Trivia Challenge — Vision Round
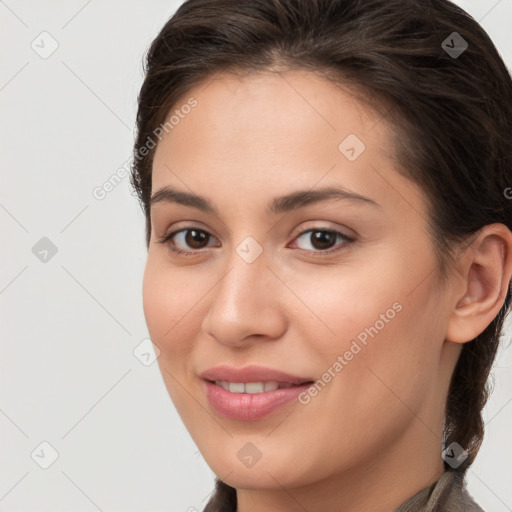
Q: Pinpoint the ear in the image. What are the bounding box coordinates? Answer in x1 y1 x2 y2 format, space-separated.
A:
445 223 512 344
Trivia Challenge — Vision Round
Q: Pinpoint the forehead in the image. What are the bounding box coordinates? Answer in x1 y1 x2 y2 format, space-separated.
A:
151 69 426 220
157 68 381 150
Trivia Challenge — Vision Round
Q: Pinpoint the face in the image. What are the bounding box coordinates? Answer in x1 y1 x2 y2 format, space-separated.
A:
143 69 458 491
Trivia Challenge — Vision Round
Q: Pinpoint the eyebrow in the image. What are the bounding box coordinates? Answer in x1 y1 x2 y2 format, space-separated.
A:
150 185 381 215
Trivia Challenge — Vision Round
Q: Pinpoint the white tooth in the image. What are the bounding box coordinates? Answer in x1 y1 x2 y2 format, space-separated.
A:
245 382 265 394
215 380 230 391
215 381 285 393
264 381 279 391
228 382 245 393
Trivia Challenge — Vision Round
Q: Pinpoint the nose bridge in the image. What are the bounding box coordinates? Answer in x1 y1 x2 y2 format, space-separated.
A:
202 246 286 345
214 250 270 319
216 232 271 306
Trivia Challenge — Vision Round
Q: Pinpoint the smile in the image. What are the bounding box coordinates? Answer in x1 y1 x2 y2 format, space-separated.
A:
213 380 298 393
203 379 314 421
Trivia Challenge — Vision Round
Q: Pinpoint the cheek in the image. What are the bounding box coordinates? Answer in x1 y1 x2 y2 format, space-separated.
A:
307 240 442 365
142 258 200 359
142 258 204 420
286 257 407 356
287 253 442 420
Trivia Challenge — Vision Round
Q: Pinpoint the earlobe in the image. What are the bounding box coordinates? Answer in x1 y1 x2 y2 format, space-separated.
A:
445 224 512 344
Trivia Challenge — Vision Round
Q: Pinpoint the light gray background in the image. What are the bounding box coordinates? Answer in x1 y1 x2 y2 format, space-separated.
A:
1 1 511 511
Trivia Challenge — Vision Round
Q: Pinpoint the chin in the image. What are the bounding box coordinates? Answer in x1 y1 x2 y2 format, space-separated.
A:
203 446 314 491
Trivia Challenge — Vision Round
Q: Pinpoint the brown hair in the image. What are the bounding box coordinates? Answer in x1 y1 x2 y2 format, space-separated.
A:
130 0 512 507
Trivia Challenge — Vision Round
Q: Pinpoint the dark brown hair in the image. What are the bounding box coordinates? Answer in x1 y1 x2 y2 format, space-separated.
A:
131 0 512 508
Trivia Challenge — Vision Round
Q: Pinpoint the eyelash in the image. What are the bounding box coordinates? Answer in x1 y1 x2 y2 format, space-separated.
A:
157 226 355 257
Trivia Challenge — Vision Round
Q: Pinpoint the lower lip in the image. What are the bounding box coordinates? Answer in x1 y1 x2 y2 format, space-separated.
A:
203 380 313 421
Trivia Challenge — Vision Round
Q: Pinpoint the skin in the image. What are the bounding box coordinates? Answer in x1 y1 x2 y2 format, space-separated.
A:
142 69 512 512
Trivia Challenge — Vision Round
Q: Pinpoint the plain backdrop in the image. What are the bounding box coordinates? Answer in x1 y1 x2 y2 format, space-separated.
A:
1 1 511 511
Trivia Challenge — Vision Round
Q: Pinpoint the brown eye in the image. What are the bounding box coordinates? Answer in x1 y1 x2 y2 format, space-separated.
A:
183 229 210 249
292 228 354 254
309 230 337 250
159 228 218 254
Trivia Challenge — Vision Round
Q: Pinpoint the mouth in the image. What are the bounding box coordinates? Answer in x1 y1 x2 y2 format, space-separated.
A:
202 378 316 421
199 364 315 387
206 379 314 393
199 365 316 420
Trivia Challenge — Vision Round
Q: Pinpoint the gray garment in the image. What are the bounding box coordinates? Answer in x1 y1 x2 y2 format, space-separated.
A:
204 469 485 511
394 470 485 512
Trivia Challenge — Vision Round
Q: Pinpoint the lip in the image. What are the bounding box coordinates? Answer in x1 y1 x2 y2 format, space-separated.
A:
199 365 315 421
199 364 314 385
203 380 314 421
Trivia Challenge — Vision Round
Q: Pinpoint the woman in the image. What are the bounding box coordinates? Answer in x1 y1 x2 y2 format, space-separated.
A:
130 0 512 510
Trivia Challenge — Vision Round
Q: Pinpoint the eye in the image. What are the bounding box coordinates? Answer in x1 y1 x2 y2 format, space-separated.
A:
290 228 354 254
158 227 219 255
158 226 354 257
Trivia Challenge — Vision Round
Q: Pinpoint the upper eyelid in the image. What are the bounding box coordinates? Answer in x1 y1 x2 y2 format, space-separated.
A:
291 224 349 238
167 224 345 238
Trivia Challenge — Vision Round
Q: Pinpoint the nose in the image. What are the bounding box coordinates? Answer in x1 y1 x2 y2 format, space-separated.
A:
201 254 288 348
